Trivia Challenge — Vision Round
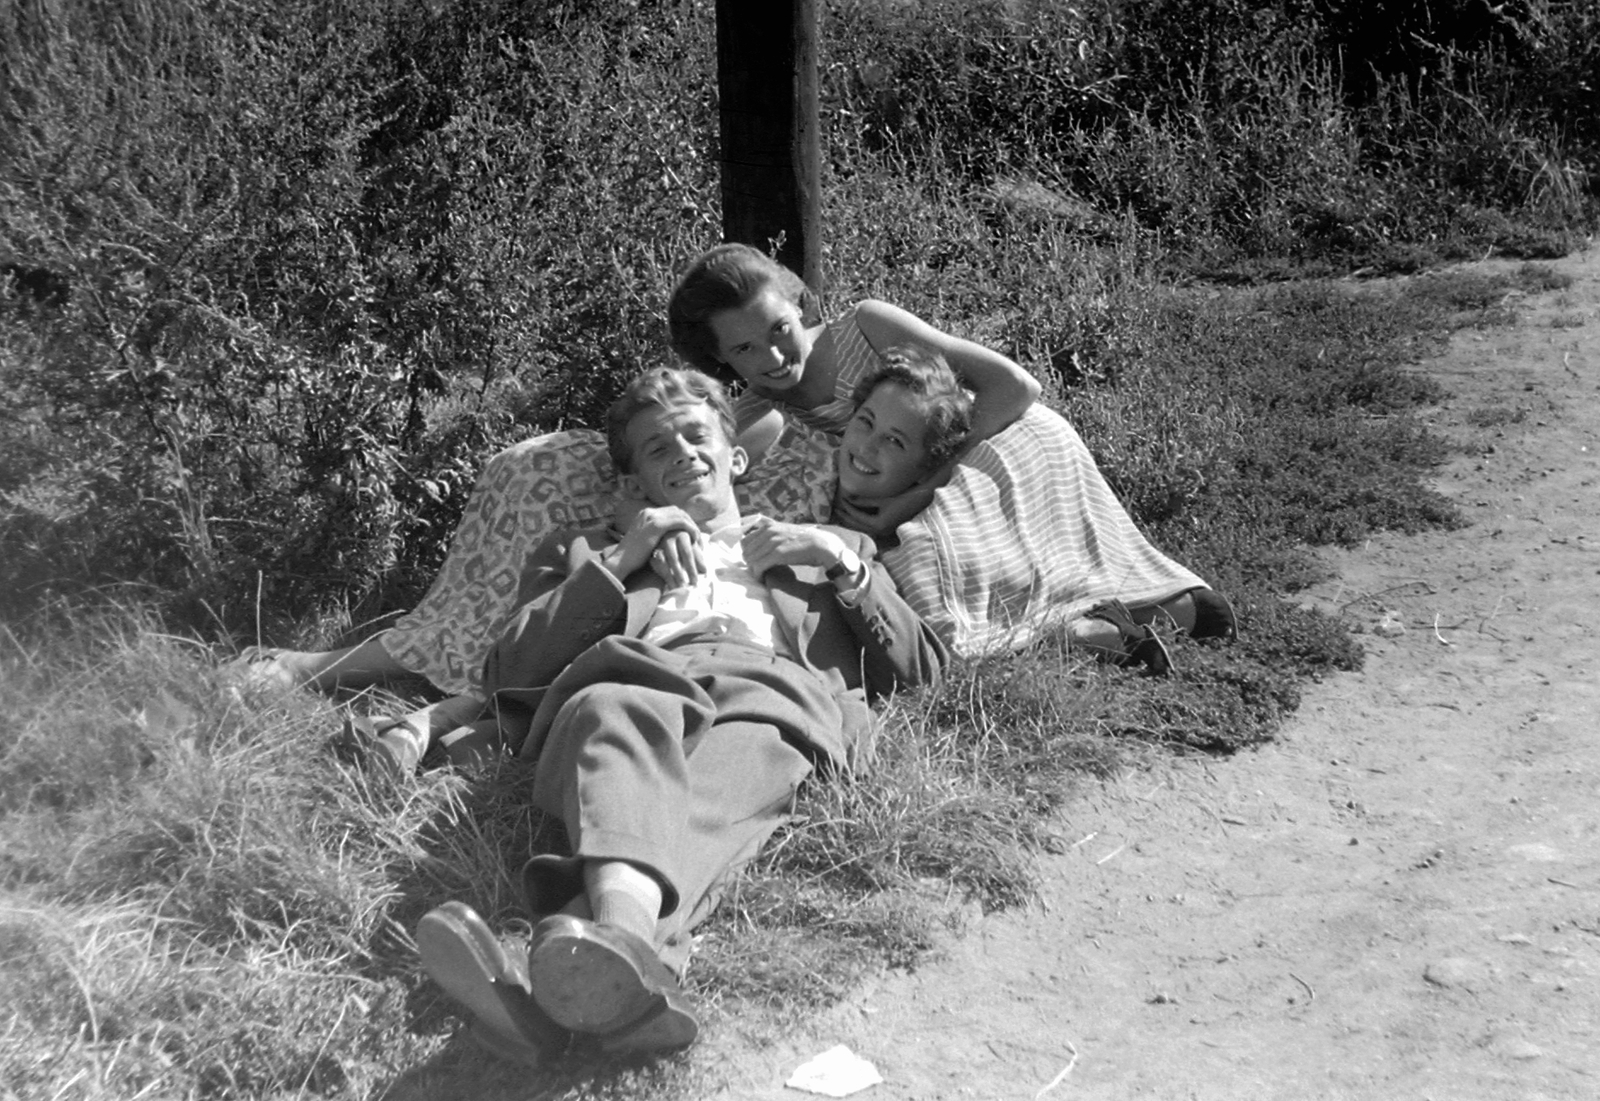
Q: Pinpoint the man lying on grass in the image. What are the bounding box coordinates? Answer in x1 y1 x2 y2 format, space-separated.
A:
355 345 1196 773
416 365 947 1062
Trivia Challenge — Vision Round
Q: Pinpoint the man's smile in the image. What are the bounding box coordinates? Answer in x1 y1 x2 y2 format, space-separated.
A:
667 466 711 488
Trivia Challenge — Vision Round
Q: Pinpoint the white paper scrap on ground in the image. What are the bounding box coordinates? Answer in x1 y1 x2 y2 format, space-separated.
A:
785 1044 884 1097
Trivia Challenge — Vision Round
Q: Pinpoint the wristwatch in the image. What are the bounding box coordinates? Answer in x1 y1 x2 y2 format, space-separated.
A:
826 551 870 602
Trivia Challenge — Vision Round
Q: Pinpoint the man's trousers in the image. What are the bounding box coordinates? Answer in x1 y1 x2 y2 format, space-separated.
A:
526 634 845 943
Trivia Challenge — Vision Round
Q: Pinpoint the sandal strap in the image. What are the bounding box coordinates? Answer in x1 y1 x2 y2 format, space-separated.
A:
1084 600 1172 676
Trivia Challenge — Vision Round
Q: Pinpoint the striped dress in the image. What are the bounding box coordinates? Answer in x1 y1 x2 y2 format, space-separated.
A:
879 405 1207 658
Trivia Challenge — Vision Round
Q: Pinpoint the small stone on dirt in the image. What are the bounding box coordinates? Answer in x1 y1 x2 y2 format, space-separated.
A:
1374 610 1406 637
1424 957 1492 990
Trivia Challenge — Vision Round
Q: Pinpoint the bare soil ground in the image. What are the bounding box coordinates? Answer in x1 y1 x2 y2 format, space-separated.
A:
701 247 1600 1101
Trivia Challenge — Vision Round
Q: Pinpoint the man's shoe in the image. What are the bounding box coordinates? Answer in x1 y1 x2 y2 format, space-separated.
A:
596 991 701 1055
416 901 570 1066
526 914 699 1043
520 854 586 919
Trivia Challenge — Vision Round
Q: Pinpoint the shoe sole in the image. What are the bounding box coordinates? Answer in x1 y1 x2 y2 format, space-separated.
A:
417 902 546 1059
598 998 700 1055
528 919 664 1034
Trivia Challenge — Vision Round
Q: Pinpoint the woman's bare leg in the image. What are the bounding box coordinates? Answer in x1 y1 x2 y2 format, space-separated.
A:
1129 591 1198 633
1129 589 1235 639
1067 617 1125 662
378 692 489 770
249 635 411 692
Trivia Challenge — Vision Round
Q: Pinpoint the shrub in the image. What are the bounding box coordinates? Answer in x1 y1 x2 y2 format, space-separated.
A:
0 0 720 636
822 0 1595 268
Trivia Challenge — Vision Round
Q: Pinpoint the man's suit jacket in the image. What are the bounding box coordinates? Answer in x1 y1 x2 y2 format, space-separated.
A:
481 523 947 770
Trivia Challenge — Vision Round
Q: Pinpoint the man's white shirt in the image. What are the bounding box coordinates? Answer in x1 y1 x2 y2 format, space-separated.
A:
641 522 784 653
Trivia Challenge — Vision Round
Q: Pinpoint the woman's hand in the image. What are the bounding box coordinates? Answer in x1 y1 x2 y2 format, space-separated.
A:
854 298 1042 444
741 515 849 579
832 479 941 542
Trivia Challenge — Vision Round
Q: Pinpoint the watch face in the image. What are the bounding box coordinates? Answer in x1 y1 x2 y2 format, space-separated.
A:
827 554 865 589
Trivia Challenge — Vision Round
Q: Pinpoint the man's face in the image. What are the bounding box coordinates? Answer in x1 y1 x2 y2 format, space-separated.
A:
620 399 747 527
838 382 932 501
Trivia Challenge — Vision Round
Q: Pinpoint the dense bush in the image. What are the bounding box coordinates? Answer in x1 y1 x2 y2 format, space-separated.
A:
0 0 718 634
826 0 1595 263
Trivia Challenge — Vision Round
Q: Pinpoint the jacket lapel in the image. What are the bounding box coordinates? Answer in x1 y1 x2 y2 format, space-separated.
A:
623 573 665 638
764 565 816 661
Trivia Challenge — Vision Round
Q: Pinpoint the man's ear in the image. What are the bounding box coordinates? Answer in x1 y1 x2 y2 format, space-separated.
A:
617 473 647 500
730 446 749 479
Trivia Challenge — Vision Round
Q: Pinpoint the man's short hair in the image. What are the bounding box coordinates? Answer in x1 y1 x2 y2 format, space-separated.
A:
850 345 974 470
606 367 738 474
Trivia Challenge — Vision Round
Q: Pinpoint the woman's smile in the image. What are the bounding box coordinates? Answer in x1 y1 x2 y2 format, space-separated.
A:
708 287 814 393
837 382 933 500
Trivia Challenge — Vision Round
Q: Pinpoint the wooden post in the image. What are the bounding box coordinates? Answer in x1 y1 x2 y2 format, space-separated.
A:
715 0 822 292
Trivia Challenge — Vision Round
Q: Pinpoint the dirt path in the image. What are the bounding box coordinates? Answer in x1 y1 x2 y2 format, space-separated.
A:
703 247 1600 1101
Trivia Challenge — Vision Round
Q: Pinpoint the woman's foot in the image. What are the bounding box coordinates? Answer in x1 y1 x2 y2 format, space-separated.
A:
225 646 309 692
1138 588 1238 640
334 714 429 776
1075 600 1173 675
227 636 414 694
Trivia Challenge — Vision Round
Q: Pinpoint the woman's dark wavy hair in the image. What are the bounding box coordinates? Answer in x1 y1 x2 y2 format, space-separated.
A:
667 243 823 383
850 345 973 470
605 367 737 474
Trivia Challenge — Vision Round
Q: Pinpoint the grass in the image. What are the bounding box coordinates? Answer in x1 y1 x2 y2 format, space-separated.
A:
0 258 1565 1099
4 0 1596 1095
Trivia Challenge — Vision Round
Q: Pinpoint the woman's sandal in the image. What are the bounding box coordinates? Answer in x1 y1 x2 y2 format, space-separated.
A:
222 646 301 692
334 714 428 776
1083 599 1173 676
